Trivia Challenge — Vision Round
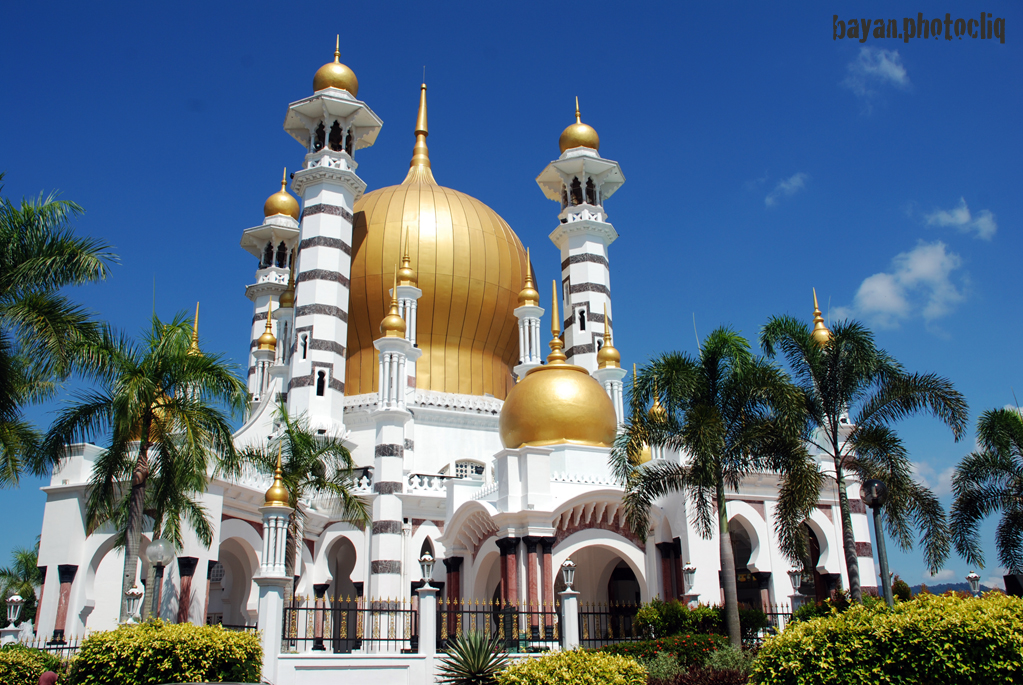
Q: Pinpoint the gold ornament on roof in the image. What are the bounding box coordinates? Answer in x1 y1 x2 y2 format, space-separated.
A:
633 363 652 464
313 35 359 96
559 96 600 153
264 444 290 507
263 168 300 220
546 280 567 365
188 302 201 356
596 303 620 369
380 270 407 337
397 230 417 286
648 380 667 422
405 82 436 184
279 257 296 309
811 288 832 347
257 301 277 351
517 247 539 307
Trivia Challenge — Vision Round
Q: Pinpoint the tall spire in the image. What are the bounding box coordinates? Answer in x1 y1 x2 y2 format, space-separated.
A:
404 82 436 185
596 303 620 369
334 34 340 62
380 268 407 337
810 288 832 347
188 302 201 355
263 443 290 507
257 301 277 351
517 247 539 306
575 95 581 123
280 166 287 191
546 281 567 365
397 228 417 286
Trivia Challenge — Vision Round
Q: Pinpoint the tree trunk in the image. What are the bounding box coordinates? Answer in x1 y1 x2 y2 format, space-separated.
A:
119 425 151 623
834 463 862 602
717 479 741 648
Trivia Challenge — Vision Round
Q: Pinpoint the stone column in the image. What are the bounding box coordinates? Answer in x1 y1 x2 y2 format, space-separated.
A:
36 566 47 635
496 538 520 605
540 537 556 639
369 410 407 601
673 538 686 600
50 564 77 644
559 587 580 650
523 537 541 638
202 560 217 625
656 543 676 599
176 557 198 624
312 583 329 651
416 584 438 656
442 557 463 638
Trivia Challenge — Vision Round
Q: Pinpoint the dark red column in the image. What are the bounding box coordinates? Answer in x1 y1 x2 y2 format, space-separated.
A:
495 538 520 606
540 537 556 640
51 564 78 644
673 538 686 600
523 537 541 637
443 557 463 637
202 560 217 624
176 557 198 624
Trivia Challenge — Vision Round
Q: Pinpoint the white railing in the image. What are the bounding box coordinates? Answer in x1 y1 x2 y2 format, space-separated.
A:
470 482 498 501
551 472 618 487
406 473 447 494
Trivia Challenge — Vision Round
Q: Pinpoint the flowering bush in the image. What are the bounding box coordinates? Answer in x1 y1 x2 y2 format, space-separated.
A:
0 644 64 685
596 634 728 667
752 592 1023 684
495 649 645 685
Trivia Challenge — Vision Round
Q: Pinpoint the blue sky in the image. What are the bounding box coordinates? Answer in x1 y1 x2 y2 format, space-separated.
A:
2 1 1020 588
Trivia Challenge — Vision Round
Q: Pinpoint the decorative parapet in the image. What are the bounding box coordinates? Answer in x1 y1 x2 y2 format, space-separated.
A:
406 473 447 494
470 482 498 501
551 472 619 487
414 391 502 415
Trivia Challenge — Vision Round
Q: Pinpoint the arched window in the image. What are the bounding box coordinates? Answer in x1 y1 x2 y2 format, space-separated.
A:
300 334 308 360
314 122 325 152
570 177 583 205
345 129 354 156
275 242 287 268
329 121 343 151
420 538 434 558
316 370 326 396
585 178 596 205
262 241 274 268
578 309 586 331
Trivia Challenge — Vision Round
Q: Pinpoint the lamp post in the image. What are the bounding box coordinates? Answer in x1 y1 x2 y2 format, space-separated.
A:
416 554 438 656
787 567 803 592
561 559 576 589
966 570 981 597
860 479 893 608
419 553 435 589
1 594 24 645
682 562 696 597
144 538 175 620
124 585 144 624
558 560 579 649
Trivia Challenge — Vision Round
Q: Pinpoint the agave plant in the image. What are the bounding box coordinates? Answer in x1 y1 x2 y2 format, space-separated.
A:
436 631 509 685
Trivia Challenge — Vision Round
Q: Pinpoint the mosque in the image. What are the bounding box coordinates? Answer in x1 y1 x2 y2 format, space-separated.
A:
31 42 875 660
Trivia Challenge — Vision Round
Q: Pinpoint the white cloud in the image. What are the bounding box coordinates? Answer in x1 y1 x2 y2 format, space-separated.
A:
843 47 910 111
925 197 997 240
764 172 809 207
841 241 966 329
983 568 1008 590
922 568 955 583
911 461 955 497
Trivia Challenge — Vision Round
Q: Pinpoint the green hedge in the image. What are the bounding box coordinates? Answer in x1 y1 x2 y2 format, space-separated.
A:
0 644 64 685
68 621 261 685
496 649 646 685
751 592 1023 684
596 634 729 667
633 599 768 642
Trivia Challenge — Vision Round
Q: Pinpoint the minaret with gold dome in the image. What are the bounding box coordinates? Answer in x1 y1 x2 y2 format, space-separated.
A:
591 303 628 425
254 446 293 683
536 98 625 374
240 169 299 406
513 248 545 380
281 39 383 433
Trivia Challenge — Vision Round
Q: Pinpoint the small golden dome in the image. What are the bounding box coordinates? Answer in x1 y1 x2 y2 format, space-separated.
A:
636 443 652 464
648 382 667 422
559 97 600 154
397 231 417 286
517 248 539 307
264 446 290 507
596 304 620 369
257 302 277 351
264 168 300 220
380 272 406 337
499 281 616 448
313 36 359 96
279 259 296 309
811 288 831 347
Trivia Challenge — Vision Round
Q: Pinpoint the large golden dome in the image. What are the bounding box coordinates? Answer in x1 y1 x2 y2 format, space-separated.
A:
345 84 528 399
499 284 617 448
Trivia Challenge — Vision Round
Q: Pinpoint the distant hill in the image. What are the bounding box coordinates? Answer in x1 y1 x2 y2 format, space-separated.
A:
908 581 997 596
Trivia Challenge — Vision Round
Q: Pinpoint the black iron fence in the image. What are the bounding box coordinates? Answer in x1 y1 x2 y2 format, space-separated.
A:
282 596 418 654
578 601 641 648
438 598 560 653
11 636 83 658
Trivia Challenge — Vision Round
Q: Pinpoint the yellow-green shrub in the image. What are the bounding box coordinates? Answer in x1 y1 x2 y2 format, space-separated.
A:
68 620 261 685
751 592 1023 684
495 649 646 685
0 644 63 685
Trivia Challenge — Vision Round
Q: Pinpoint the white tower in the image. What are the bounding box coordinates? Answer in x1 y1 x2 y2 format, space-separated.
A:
283 39 383 433
536 98 625 373
513 248 545 380
254 451 293 684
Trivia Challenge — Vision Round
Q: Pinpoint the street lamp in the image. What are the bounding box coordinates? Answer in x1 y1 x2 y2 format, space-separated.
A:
561 559 576 590
860 479 893 608
125 585 144 623
966 570 981 597
6 594 24 625
682 562 696 593
145 538 175 619
787 567 803 592
419 553 435 589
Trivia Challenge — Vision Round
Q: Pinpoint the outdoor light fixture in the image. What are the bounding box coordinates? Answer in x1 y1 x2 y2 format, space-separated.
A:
682 562 697 592
966 570 981 597
561 559 576 589
144 538 175 618
788 567 804 592
860 479 894 608
124 585 144 623
419 553 435 588
6 594 24 625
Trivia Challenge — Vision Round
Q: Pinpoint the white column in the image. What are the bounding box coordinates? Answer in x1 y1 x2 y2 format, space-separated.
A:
255 503 292 684
416 586 438 656
560 588 580 649
513 304 544 380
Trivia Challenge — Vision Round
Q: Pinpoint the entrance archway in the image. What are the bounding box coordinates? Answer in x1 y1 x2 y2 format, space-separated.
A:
325 536 358 653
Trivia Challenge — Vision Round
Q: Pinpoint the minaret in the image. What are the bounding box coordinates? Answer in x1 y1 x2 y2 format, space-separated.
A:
537 97 625 373
254 447 293 684
252 302 278 404
241 169 301 403
283 38 383 434
513 248 545 380
370 271 421 602
591 304 627 424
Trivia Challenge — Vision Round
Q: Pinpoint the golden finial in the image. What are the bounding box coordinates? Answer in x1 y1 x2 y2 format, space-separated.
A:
649 379 667 421
397 228 417 286
597 303 620 369
546 280 567 365
810 288 832 348
257 301 277 351
404 83 436 184
559 96 600 153
380 268 407 337
280 167 287 191
575 96 581 124
517 247 540 306
334 34 340 62
264 443 290 507
188 302 201 355
280 254 296 308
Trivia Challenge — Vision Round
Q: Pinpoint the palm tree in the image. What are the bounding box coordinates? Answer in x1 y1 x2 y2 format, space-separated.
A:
0 544 43 627
0 172 115 486
610 328 820 647
951 408 1023 576
42 313 246 621
760 302 968 602
231 402 370 579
